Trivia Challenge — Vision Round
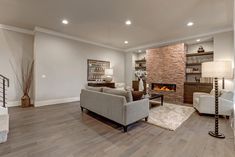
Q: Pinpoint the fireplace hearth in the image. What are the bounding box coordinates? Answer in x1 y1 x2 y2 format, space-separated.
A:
151 83 176 92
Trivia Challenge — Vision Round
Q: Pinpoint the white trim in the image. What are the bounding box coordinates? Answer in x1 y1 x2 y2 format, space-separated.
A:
7 101 20 107
126 27 234 52
35 97 80 107
0 24 34 35
34 27 125 52
0 24 233 53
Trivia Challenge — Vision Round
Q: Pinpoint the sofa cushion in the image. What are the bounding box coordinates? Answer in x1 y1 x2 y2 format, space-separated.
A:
86 86 102 92
220 91 233 101
103 87 133 102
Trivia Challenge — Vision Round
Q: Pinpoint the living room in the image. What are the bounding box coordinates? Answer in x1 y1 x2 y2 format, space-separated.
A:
0 0 235 157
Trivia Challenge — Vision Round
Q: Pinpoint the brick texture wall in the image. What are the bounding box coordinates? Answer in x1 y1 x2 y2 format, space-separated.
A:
146 43 186 104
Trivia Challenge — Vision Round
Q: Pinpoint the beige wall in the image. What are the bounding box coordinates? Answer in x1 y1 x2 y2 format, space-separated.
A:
34 31 125 106
214 31 234 91
0 29 34 106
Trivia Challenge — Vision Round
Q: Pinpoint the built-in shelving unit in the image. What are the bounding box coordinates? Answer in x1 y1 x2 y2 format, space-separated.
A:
186 51 214 83
135 59 146 71
184 41 214 104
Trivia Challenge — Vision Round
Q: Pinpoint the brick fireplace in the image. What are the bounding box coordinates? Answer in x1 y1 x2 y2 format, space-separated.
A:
146 43 186 104
151 83 176 92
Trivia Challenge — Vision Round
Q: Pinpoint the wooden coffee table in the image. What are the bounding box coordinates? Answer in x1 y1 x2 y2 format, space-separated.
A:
145 93 164 106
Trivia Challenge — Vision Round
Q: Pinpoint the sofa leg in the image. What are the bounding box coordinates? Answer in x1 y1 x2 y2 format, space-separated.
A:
123 126 128 132
226 116 229 119
81 107 84 112
145 117 148 121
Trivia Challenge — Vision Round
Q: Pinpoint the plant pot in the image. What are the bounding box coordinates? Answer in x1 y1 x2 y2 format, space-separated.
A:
21 94 31 108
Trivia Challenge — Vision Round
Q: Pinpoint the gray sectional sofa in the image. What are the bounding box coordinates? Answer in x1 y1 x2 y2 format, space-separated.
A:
80 87 149 132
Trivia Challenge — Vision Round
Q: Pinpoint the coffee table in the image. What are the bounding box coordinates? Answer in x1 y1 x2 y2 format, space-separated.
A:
145 93 164 106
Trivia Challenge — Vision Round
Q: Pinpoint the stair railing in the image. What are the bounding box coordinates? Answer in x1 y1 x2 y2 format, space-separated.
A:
0 74 9 108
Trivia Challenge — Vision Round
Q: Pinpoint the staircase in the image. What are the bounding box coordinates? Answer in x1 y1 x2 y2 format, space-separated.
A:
0 74 9 108
0 74 9 143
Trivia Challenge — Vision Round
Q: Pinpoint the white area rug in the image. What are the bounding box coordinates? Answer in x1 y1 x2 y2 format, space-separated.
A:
147 103 195 131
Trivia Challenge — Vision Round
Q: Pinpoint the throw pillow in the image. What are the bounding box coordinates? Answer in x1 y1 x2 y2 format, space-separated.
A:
132 91 144 101
103 87 133 102
86 86 102 92
220 91 233 101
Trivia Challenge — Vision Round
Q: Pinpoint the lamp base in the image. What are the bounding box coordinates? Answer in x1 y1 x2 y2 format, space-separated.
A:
105 76 113 82
208 131 225 139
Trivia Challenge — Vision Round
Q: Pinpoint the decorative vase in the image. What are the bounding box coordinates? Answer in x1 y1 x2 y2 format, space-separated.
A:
21 94 31 108
139 78 144 91
105 76 113 82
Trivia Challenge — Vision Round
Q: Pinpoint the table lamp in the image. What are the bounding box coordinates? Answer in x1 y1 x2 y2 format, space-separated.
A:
105 68 113 82
202 61 233 138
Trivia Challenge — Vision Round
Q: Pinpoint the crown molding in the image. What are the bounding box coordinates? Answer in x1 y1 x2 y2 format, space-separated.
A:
0 24 233 53
125 27 234 52
34 27 125 52
0 24 34 35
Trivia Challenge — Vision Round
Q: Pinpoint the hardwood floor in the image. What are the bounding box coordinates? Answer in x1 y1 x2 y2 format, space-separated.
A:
0 102 234 157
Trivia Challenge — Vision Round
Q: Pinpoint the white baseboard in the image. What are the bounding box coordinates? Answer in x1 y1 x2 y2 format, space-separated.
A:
35 97 80 107
7 101 21 107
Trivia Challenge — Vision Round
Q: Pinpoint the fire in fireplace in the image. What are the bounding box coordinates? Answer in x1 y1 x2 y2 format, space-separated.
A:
151 83 176 92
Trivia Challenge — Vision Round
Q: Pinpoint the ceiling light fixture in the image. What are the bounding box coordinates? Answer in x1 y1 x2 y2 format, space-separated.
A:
187 22 194 26
125 20 132 25
196 39 201 42
124 41 129 44
62 19 69 25
138 50 142 53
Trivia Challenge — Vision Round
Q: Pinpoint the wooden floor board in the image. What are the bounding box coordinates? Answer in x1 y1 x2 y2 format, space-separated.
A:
0 102 234 157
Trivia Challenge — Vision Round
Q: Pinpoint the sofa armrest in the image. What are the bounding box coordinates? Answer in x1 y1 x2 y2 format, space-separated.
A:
219 98 233 115
193 92 210 108
194 92 210 99
199 95 214 105
124 99 149 126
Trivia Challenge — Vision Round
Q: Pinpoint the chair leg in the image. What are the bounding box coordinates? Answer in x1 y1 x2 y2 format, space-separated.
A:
123 126 128 132
145 117 148 121
81 107 84 112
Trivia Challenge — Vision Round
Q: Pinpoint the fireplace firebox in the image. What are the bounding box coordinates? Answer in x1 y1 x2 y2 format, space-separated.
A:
151 83 176 92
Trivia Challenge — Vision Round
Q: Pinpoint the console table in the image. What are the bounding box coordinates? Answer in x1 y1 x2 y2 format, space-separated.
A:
88 82 115 88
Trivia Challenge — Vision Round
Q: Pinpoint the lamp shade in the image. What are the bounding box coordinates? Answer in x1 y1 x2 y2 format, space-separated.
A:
202 61 233 78
105 68 113 76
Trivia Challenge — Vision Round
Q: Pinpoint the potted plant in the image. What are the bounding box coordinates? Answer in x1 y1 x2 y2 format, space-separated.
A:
11 59 34 108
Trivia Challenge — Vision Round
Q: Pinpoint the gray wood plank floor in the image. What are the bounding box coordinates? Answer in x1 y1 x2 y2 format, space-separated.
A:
0 102 234 157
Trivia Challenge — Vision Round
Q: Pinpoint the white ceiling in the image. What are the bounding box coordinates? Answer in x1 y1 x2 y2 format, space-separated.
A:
0 0 233 51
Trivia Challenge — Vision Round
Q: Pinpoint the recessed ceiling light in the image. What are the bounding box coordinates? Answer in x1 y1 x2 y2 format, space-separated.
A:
125 20 132 25
138 50 142 53
62 19 69 25
124 41 129 44
187 22 194 26
196 39 201 42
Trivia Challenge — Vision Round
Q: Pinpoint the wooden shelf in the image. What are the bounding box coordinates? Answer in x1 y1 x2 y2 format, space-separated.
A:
135 59 146 63
186 72 201 75
186 51 213 57
135 67 146 70
186 63 201 66
184 82 213 85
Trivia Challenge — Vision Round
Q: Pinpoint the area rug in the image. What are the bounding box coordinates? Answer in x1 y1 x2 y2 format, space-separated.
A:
147 103 195 131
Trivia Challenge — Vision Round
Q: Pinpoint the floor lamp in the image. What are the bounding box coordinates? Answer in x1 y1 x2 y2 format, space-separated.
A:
202 61 233 139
